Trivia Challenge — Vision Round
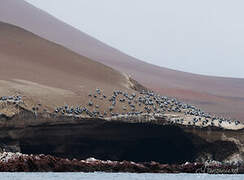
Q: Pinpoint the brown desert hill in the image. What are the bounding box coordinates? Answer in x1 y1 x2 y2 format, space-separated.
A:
1 0 244 121
0 21 136 112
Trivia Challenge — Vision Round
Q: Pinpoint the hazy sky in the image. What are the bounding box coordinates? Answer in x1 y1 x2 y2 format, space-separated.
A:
24 0 244 78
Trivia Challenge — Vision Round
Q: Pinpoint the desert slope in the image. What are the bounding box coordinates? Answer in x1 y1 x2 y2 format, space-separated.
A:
0 21 134 110
1 0 244 120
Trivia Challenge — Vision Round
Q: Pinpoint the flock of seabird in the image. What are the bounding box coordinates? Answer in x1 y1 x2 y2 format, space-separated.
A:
53 89 241 128
0 91 241 128
0 95 22 104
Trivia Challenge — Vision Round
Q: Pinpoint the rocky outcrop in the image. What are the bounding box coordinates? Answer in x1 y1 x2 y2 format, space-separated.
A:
0 152 243 173
127 76 149 92
0 107 243 165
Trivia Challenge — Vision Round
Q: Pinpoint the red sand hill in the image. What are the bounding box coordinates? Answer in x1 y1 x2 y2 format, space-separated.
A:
0 21 134 112
1 0 244 121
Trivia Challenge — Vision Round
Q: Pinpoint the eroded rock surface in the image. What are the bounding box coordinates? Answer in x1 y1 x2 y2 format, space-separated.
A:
0 107 243 165
0 152 243 173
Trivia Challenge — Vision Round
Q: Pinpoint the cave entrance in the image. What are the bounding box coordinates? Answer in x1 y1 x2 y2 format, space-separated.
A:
20 121 198 164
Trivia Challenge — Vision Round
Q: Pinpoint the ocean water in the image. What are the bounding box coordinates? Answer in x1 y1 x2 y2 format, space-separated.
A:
0 173 243 180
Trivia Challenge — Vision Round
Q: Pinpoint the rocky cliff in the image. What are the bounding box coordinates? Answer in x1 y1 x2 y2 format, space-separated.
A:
0 106 243 165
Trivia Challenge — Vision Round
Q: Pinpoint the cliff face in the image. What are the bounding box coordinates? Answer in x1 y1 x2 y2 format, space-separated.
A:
0 108 243 164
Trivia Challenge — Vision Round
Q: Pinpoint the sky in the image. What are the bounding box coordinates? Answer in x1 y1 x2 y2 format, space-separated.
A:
24 0 244 78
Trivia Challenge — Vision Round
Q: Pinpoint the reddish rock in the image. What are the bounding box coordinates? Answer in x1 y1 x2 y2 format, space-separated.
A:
0 152 243 173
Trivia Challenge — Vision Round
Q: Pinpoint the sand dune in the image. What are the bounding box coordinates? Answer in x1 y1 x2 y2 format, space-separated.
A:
0 22 133 111
1 0 244 121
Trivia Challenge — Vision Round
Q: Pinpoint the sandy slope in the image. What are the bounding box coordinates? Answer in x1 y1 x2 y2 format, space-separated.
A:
1 0 244 121
0 22 134 111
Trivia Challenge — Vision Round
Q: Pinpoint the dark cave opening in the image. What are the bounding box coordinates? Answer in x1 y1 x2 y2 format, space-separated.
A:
18 120 238 164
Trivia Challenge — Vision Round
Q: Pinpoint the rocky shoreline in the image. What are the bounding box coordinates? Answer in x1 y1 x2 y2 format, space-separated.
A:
0 152 243 174
1 95 244 171
0 107 244 166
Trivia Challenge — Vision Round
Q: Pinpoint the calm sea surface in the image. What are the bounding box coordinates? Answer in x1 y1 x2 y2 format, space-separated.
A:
0 173 243 180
